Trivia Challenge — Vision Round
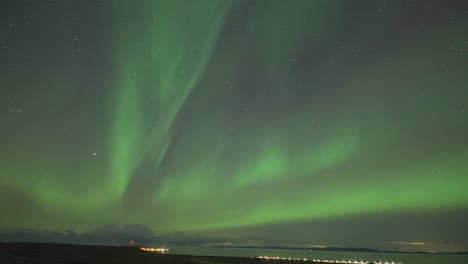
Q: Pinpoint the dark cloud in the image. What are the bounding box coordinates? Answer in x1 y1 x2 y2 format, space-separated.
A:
0 225 228 246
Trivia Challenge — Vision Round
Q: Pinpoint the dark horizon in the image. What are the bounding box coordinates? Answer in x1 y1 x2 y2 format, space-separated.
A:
2 213 468 253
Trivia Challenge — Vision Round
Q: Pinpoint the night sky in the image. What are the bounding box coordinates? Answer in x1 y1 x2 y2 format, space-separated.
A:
1 0 468 252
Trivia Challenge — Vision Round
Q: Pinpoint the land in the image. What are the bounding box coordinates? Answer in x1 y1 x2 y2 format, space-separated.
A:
2 242 465 264
214 246 382 253
0 242 315 264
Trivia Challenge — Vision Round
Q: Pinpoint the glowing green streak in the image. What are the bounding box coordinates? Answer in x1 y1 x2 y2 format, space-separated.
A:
111 62 144 195
2 0 466 236
155 152 468 232
110 1 231 197
142 1 468 232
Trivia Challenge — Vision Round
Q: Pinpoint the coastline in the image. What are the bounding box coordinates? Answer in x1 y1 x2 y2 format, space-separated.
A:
0 242 390 264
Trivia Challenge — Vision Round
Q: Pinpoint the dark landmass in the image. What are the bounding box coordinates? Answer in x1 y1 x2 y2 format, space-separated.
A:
2 242 467 264
214 246 380 253
211 245 468 255
0 242 344 264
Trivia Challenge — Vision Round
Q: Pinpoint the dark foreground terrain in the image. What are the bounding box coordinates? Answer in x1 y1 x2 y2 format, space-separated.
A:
0 242 318 264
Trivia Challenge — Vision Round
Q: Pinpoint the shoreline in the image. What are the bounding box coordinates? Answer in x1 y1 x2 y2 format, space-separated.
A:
0 242 391 264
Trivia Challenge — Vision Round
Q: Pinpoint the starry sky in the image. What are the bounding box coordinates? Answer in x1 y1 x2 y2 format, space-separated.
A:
1 0 467 252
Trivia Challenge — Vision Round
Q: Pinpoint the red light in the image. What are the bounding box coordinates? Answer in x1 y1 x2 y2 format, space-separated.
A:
130 240 134 245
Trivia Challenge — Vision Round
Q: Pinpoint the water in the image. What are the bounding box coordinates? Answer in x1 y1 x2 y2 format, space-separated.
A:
167 246 468 264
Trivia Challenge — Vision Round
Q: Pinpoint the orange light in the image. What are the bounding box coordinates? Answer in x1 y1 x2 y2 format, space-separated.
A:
140 247 170 253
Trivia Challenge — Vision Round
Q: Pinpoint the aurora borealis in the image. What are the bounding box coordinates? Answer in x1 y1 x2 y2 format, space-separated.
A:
1 0 467 252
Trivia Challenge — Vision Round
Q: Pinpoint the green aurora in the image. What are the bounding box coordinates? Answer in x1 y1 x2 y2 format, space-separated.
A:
1 0 467 251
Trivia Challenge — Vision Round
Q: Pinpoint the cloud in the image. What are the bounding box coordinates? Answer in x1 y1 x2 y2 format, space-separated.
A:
0 229 72 243
0 225 230 246
81 224 155 244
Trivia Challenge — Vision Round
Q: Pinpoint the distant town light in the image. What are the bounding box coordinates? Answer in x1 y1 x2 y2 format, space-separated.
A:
256 255 402 264
140 247 170 253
